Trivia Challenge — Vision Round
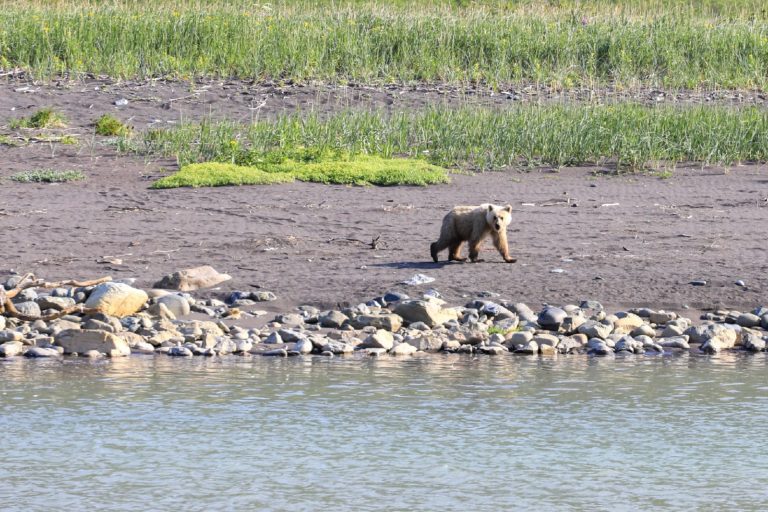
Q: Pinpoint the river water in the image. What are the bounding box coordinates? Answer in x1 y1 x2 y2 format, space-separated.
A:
2 353 767 511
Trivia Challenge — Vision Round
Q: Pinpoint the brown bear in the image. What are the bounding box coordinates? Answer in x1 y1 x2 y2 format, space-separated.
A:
430 203 516 263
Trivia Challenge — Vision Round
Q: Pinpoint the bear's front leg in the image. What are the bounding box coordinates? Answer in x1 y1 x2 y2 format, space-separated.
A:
492 231 517 263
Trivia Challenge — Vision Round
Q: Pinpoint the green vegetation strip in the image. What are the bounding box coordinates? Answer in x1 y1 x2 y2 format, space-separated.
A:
10 169 85 183
130 105 768 173
152 154 450 188
2 1 768 88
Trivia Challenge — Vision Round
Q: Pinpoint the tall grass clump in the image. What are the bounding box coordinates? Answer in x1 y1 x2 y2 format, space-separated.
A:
0 1 767 88
128 105 768 172
9 108 67 129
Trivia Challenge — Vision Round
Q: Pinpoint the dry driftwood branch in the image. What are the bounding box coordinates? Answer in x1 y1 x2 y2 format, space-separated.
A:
1 273 111 320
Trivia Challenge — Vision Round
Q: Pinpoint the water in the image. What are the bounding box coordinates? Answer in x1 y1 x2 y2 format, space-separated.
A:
2 353 767 511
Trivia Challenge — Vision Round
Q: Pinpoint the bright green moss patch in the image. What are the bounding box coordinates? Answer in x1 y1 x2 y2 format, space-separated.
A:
95 114 132 136
151 154 450 189
151 162 294 189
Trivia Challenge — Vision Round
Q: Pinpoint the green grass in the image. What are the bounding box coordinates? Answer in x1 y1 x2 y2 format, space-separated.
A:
1 1 768 88
10 169 86 183
126 105 768 172
151 152 450 188
95 114 131 136
9 108 67 129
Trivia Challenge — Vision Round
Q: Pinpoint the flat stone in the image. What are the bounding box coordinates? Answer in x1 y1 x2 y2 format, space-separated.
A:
0 330 23 343
156 294 191 317
319 310 349 328
360 329 394 350
578 320 613 340
649 311 676 324
24 346 62 358
660 324 684 337
168 346 193 357
13 301 41 318
744 333 767 352
658 336 690 350
394 300 457 328
85 282 148 317
36 296 76 311
153 265 231 291
390 343 418 356
514 340 538 355
539 344 557 356
533 333 560 347
350 314 403 332
612 313 645 334
736 313 762 328
0 341 24 357
55 329 131 357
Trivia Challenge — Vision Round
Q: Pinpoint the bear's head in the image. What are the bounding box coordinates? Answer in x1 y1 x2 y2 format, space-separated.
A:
486 204 512 233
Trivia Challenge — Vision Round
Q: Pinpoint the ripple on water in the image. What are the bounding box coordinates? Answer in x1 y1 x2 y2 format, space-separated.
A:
1 354 767 511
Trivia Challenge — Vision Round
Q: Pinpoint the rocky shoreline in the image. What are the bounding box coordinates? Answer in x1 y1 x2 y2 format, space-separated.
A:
1 267 767 360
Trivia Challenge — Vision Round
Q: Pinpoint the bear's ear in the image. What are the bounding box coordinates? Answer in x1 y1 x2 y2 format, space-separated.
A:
487 204 494 212
503 205 512 213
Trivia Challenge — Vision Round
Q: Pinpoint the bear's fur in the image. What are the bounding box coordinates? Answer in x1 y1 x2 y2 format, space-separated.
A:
430 203 516 263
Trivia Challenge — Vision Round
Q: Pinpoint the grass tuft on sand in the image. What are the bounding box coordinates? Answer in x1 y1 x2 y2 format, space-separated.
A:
10 108 67 129
95 114 132 136
10 169 85 183
151 152 450 188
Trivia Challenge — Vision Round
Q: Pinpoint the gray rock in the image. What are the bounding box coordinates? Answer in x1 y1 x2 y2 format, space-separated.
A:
235 340 253 353
85 282 148 317
480 345 507 355
744 333 767 352
736 313 761 328
13 301 41 318
0 330 23 343
319 310 349 328
360 330 395 350
586 339 612 356
153 265 231 291
660 324 684 338
394 300 457 328
350 314 403 332
55 329 131 357
168 346 193 357
274 313 304 328
131 341 156 354
402 334 444 352
539 343 557 356
0 341 24 357
277 329 304 343
533 333 560 347
578 320 613 340
262 348 288 357
294 338 314 354
514 340 538 355
538 306 567 331
658 336 690 350
36 296 76 311
631 324 656 338
214 338 237 355
82 350 104 358
614 336 644 354
557 337 583 354
24 346 62 358
649 311 676 324
391 343 418 356
157 294 191 318
510 303 537 323
82 318 118 333
321 340 354 355
264 332 283 344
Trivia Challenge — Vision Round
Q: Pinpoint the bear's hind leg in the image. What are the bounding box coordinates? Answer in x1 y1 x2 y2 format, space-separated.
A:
449 242 467 262
468 238 484 263
430 239 450 263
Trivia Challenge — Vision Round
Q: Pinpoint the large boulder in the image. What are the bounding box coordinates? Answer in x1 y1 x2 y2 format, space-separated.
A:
153 265 232 291
54 329 131 357
394 300 457 328
350 314 403 332
85 282 148 318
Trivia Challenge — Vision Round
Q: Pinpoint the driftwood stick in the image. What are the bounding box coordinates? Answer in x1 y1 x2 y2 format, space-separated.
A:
3 299 102 322
1 274 111 319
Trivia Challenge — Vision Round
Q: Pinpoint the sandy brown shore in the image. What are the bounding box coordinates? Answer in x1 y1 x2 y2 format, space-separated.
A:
1 79 766 314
